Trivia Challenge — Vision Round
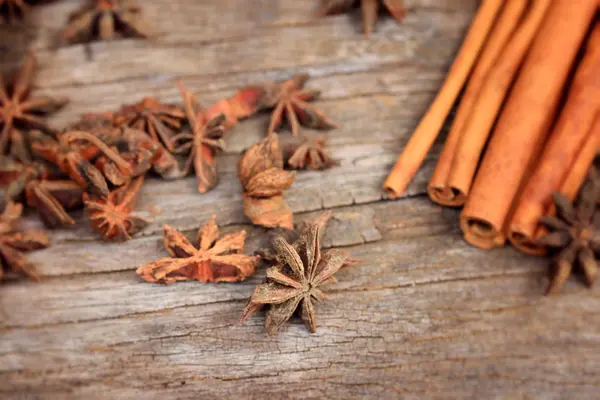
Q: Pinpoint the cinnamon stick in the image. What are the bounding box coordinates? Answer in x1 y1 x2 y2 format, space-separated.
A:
383 0 504 198
428 0 528 207
509 27 600 254
460 0 597 249
446 0 551 204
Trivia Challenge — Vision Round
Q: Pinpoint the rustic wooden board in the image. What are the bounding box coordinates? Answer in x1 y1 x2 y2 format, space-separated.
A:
2 1 599 398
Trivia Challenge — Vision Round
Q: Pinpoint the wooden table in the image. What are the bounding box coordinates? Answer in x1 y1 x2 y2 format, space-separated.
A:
1 1 599 398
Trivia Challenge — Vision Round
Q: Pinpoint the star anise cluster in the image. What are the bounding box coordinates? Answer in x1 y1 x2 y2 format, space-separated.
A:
317 0 406 37
241 211 351 335
136 215 259 284
537 167 600 295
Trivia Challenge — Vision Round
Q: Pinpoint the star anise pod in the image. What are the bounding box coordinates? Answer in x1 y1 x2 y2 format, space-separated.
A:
280 134 338 170
172 82 226 193
60 0 150 43
238 135 296 230
537 168 600 295
205 86 266 130
241 211 349 335
84 175 147 241
114 97 185 152
0 201 49 282
0 52 68 155
317 0 406 37
25 179 84 228
136 215 259 284
252 73 337 137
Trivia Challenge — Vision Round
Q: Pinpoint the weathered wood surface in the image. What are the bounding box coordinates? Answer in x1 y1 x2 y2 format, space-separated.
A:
1 1 599 399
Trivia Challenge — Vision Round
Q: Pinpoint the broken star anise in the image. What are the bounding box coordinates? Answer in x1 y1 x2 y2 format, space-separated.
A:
0 201 49 282
172 82 226 194
60 0 150 43
136 215 259 284
241 211 349 335
114 97 185 152
0 52 68 155
317 0 406 37
238 135 296 230
537 169 600 295
252 73 337 137
280 134 338 170
84 175 148 241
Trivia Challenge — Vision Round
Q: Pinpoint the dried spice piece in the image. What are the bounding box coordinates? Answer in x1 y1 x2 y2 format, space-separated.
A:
253 73 337 136
205 86 266 130
172 82 226 193
121 127 181 180
70 111 116 131
317 0 406 37
0 52 68 154
0 201 49 282
241 211 349 335
61 0 150 43
84 176 147 241
280 134 338 170
25 179 84 228
114 97 185 152
32 130 133 197
238 135 295 230
136 215 259 284
537 169 600 295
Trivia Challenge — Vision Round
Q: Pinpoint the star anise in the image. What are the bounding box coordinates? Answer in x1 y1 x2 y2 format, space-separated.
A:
241 211 349 335
25 179 84 228
280 134 338 170
317 0 406 37
0 201 49 282
252 74 337 137
238 135 296 230
0 52 68 155
114 97 185 152
136 215 259 284
60 0 150 43
172 82 226 193
84 175 147 241
537 169 600 295
205 85 265 130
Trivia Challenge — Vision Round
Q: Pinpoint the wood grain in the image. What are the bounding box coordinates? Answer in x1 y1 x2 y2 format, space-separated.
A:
2 1 599 398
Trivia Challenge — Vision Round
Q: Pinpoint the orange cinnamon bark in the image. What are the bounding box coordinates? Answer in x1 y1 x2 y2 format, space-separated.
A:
460 0 597 249
447 0 551 204
383 0 504 198
509 27 600 254
428 0 527 207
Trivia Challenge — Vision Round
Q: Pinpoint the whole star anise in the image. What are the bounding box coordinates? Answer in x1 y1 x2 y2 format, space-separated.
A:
84 175 148 241
537 169 600 295
0 201 49 282
280 134 338 170
0 52 68 155
238 135 296 230
317 0 406 37
252 74 337 137
114 97 185 152
241 211 349 335
172 82 226 193
136 215 259 284
61 0 150 43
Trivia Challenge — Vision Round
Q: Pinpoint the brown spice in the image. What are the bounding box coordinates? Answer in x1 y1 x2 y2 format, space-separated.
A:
238 135 295 230
0 52 68 155
136 215 259 284
0 201 49 282
241 211 350 335
280 134 338 170
61 0 150 43
537 168 600 295
26 179 84 228
84 175 148 241
317 0 405 37
251 74 337 137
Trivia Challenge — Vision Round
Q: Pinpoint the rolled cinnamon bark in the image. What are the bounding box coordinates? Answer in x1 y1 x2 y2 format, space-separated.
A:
447 0 551 204
428 0 527 207
460 0 597 249
509 26 600 254
383 0 504 198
